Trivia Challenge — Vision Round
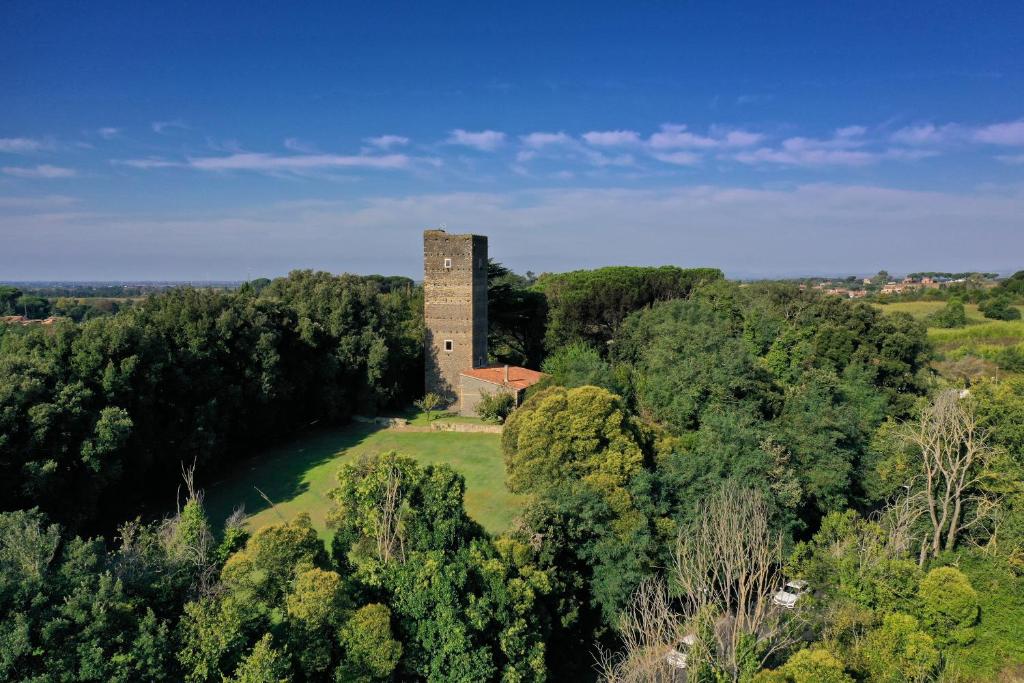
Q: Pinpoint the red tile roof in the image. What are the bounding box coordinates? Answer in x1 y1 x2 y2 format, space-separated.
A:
460 365 547 391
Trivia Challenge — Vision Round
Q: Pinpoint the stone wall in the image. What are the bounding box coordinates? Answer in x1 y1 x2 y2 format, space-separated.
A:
423 229 488 405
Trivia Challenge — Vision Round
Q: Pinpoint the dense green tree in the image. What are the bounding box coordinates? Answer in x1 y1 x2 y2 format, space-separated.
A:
754 648 853 683
0 271 422 533
856 613 939 683
537 265 723 351
918 567 979 646
539 341 624 394
488 260 547 368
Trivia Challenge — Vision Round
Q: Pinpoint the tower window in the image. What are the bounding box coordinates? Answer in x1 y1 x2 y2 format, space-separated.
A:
444 258 452 270
444 339 454 352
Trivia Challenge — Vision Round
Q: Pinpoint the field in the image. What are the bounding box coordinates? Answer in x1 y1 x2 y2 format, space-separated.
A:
203 422 522 542
873 301 1024 379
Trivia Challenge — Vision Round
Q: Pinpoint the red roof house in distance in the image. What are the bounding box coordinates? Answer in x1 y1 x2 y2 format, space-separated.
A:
459 364 546 417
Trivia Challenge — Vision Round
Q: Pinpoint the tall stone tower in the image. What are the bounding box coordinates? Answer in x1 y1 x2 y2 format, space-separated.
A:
423 229 488 405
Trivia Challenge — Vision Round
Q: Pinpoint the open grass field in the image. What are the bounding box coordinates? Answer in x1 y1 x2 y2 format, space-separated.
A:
873 301 1024 379
203 422 522 542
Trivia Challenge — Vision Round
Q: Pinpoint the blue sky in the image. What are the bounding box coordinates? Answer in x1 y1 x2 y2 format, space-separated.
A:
1 1 1023 280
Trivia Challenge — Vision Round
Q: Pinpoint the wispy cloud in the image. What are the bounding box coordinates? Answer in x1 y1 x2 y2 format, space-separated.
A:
152 120 189 135
0 137 49 153
581 130 641 146
283 138 318 153
651 151 701 166
113 157 182 169
649 124 763 150
365 134 409 149
445 129 506 151
0 194 77 209
2 164 76 178
5 184 1022 280
997 153 1024 165
187 152 410 172
97 127 120 140
890 123 960 145
520 132 573 148
974 119 1024 146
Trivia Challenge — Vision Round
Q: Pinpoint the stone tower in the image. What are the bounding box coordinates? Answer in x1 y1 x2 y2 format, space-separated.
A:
423 229 488 405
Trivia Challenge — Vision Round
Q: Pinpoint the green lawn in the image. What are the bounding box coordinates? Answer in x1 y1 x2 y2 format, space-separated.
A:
203 423 522 542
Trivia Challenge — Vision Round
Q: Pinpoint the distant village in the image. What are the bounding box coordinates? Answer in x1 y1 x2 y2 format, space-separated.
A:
792 272 1003 300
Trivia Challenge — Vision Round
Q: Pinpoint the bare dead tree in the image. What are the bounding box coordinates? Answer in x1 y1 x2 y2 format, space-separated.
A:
158 460 218 595
873 484 929 559
672 484 800 680
374 460 406 564
905 389 999 559
596 578 685 683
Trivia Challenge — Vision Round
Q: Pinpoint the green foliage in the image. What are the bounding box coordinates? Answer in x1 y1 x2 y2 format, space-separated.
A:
539 340 623 393
755 648 853 683
537 265 723 350
488 260 547 367
327 451 478 572
979 295 1022 320
502 385 650 498
928 298 968 328
336 603 402 681
0 271 423 532
225 634 290 683
918 567 979 646
857 613 939 683
414 392 442 422
475 389 515 423
789 510 922 612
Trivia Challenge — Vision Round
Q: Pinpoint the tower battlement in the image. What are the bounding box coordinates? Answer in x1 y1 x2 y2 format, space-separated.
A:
423 229 488 405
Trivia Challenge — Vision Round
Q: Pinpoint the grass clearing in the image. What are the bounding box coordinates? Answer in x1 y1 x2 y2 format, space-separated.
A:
874 302 1024 380
203 423 522 542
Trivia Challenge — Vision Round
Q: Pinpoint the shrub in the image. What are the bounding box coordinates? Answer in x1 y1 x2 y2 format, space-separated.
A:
754 648 853 683
929 299 968 328
979 296 1022 321
477 390 515 423
919 566 979 646
858 613 939 683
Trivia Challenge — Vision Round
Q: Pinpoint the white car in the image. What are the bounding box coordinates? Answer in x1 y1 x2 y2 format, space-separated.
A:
665 635 698 670
772 579 810 609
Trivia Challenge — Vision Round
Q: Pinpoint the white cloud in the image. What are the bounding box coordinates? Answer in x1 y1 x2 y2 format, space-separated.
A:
2 164 76 178
652 151 701 166
365 134 410 149
5 184 1022 280
152 120 189 134
890 123 959 145
520 132 572 148
582 130 642 146
974 119 1024 146
97 127 120 140
997 153 1024 165
735 147 875 167
114 157 182 169
0 137 47 153
186 152 410 172
283 138 318 153
649 124 720 150
835 125 867 139
445 129 506 151
649 124 763 150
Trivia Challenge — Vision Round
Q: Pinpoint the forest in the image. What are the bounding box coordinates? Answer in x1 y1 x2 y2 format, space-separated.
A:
2 265 1023 682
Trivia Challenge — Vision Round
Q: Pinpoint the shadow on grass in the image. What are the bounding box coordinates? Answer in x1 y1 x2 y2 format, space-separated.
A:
201 422 384 532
